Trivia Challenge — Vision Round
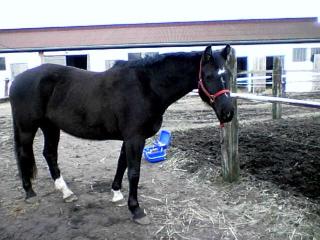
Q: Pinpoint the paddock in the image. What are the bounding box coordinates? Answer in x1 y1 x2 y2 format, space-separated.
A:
0 92 319 239
1 17 320 239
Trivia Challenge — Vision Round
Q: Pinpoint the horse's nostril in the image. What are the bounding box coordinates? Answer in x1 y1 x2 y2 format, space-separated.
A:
222 110 234 123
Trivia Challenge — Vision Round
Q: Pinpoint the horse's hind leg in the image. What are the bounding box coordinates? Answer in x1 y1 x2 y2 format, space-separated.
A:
13 125 38 200
41 122 77 202
125 137 150 225
111 142 126 205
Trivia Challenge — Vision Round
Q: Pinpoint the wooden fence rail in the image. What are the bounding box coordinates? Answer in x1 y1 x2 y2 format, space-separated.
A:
230 93 320 109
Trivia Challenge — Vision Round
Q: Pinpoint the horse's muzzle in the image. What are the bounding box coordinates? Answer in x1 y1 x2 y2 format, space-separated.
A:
214 98 234 124
219 107 234 123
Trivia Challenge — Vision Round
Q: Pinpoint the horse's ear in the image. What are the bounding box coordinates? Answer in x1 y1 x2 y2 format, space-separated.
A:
202 45 213 63
221 44 231 61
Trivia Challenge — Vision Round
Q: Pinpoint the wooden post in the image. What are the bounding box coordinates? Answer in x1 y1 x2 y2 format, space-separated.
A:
313 54 320 92
272 57 282 119
314 54 320 72
39 51 45 64
220 48 239 182
4 78 9 97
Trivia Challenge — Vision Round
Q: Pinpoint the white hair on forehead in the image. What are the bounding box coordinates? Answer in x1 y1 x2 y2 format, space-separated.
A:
218 67 225 75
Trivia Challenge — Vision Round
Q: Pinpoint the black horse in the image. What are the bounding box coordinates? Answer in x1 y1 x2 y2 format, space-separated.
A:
9 45 234 224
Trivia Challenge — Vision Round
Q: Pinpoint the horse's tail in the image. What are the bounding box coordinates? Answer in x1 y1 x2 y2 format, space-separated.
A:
12 116 37 181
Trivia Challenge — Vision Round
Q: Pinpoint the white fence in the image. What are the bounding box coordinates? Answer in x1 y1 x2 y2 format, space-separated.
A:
231 93 320 109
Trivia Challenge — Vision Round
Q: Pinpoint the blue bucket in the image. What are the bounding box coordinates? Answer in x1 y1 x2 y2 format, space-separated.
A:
143 146 166 163
143 130 171 163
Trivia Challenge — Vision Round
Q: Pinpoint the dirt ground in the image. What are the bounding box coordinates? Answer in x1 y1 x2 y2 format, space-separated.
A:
0 94 320 240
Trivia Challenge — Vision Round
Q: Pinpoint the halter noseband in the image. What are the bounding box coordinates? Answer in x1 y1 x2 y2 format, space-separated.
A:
198 80 230 104
198 59 230 104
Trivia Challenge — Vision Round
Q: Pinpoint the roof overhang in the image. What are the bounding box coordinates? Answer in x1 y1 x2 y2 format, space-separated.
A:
0 18 319 53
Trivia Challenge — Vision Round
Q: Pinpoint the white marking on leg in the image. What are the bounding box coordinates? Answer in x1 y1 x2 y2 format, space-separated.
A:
55 176 74 200
111 189 124 202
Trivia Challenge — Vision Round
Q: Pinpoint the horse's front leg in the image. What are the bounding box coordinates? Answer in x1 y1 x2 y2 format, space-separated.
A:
125 137 150 225
111 142 126 206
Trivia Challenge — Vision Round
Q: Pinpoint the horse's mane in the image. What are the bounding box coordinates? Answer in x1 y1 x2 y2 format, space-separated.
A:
113 51 201 69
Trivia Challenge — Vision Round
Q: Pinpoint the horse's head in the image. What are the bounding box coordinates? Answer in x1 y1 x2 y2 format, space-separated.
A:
198 45 235 124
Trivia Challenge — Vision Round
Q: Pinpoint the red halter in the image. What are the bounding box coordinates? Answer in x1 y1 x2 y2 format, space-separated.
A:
198 59 230 104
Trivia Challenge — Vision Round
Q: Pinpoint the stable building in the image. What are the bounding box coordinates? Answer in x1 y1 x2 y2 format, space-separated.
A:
0 17 320 98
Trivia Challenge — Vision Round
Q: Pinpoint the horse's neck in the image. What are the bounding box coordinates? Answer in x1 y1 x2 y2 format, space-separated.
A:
149 52 202 110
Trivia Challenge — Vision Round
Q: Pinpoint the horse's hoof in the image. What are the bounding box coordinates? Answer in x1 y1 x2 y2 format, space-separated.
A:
25 195 39 204
133 215 151 225
112 198 126 207
25 189 37 199
64 194 78 203
132 208 151 225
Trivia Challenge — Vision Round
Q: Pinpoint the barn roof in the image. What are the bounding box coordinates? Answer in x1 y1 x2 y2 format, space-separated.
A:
0 18 319 53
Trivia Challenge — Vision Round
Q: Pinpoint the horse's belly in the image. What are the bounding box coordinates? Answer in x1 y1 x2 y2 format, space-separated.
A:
61 124 122 140
48 112 121 140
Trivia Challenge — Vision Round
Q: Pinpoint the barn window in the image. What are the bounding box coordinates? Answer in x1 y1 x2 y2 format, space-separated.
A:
66 55 87 70
128 52 158 61
43 55 66 65
292 48 307 62
128 53 142 61
237 57 248 76
0 57 6 70
311 48 320 62
236 57 248 88
142 52 159 58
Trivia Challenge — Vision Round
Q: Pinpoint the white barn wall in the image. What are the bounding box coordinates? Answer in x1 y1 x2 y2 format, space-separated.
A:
1 43 320 98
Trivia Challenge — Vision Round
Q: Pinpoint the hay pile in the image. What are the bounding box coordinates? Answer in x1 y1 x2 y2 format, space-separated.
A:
144 141 320 239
